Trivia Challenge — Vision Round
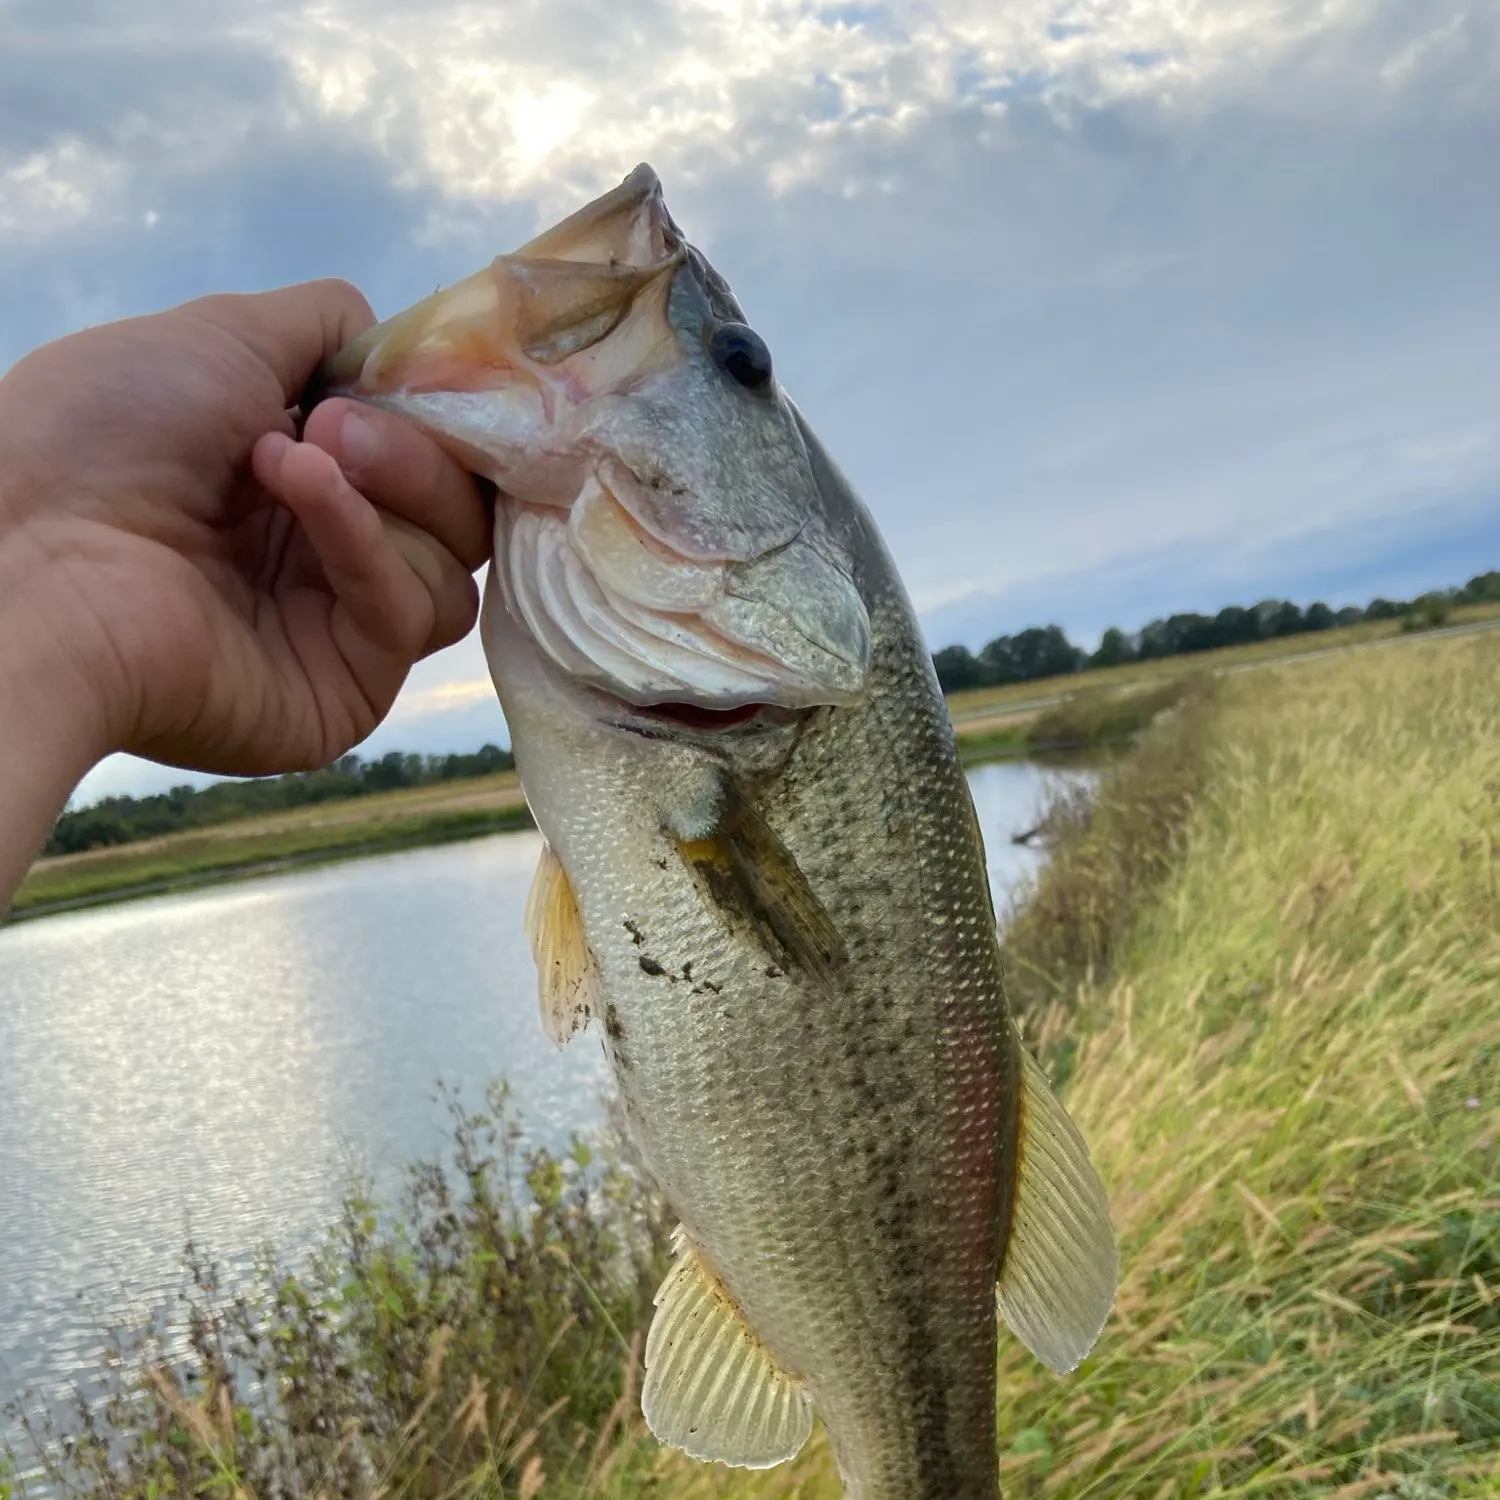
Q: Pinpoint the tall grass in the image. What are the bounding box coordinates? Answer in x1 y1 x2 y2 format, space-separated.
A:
995 632 1500 1496
3 1085 673 1500
1022 676 1205 757
999 674 1217 1040
5 634 1497 1498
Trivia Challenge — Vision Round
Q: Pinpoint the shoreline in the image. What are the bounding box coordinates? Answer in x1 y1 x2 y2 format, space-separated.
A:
6 628 1496 1495
18 608 1489 925
6 799 536 925
6 740 1059 924
5 812 538 924
8 732 1103 924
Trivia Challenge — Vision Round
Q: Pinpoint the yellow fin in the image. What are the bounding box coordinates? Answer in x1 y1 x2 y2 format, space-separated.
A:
523 842 596 1047
642 1227 812 1469
997 1028 1118 1372
677 782 847 984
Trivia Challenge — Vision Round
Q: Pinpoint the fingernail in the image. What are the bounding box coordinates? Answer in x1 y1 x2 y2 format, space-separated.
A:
339 409 378 473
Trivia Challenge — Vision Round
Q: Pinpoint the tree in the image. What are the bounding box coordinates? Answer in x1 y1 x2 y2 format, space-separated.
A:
1458 571 1500 604
44 744 522 857
1136 618 1174 660
1213 606 1257 648
1167 613 1219 654
1405 592 1453 630
363 752 413 791
978 635 1021 685
1090 627 1135 668
1254 599 1305 638
1009 625 1085 681
921 567 1494 706
932 645 985 693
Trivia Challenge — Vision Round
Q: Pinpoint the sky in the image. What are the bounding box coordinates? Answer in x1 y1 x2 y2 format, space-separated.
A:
3 0 1497 803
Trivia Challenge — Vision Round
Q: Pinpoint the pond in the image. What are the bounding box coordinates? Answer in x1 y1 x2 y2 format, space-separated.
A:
0 758 1085 1412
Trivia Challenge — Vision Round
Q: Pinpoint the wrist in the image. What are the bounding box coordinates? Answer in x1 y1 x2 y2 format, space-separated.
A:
0 499 115 910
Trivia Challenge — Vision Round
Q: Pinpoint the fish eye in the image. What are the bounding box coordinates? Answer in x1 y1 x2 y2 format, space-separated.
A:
709 322 773 391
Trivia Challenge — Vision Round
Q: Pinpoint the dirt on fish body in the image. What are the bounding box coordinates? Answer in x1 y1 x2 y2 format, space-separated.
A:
319 166 1116 1499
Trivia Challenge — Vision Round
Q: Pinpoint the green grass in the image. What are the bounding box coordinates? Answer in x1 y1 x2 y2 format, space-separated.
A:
943 600 1500 723
8 772 532 917
8 804 536 916
1021 674 1204 755
18 604 1500 921
957 724 1032 764
990 630 1500 1497
5 631 1498 1500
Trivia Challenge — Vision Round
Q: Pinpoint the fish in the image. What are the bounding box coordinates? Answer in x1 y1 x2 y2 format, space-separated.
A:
314 165 1117 1499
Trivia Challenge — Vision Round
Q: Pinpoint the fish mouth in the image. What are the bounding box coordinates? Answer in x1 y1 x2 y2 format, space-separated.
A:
638 701 769 729
315 162 874 718
310 164 686 422
610 698 793 736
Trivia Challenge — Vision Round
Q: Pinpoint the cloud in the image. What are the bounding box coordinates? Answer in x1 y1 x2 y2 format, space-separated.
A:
4 0 1499 802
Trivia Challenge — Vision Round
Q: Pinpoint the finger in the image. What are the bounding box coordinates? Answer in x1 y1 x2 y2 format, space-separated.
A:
303 398 493 573
190 280 376 407
252 431 435 659
380 511 483 657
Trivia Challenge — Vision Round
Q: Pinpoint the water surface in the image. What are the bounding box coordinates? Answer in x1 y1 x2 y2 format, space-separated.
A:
0 759 1079 1408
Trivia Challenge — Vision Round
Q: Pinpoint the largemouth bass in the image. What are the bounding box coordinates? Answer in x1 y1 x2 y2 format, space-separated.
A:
316 166 1117 1499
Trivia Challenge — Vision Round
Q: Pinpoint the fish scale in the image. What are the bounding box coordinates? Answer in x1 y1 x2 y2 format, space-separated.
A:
321 162 1117 1499
495 549 1013 1497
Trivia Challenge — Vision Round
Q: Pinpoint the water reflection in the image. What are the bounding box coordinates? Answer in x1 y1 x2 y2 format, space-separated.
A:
0 758 1085 1407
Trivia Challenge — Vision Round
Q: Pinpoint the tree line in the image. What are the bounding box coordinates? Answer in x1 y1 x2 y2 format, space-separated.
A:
42 568 1499 857
45 745 516 856
930 570 1500 695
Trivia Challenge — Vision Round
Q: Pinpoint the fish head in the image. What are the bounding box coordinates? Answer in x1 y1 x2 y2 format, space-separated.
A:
316 164 871 744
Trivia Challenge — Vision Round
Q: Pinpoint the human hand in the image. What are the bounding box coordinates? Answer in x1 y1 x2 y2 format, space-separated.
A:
0 279 490 784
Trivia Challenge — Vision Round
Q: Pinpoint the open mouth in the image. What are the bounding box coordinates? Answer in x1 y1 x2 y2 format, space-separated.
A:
633 700 772 731
590 691 808 741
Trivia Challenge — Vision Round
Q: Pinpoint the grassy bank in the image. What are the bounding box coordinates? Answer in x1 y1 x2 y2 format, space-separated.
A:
16 608 1499 921
944 600 1500 724
8 628 1497 1497
953 675 1205 775
11 677 1195 917
7 776 534 919
988 629 1500 1496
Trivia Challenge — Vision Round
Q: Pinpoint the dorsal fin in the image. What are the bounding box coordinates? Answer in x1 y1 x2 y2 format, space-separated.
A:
997 1027 1117 1372
642 1227 812 1468
524 841 597 1047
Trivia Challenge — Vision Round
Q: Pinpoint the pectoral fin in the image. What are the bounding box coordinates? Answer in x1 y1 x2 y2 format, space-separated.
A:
677 782 847 985
642 1227 812 1468
524 841 597 1047
996 1026 1118 1372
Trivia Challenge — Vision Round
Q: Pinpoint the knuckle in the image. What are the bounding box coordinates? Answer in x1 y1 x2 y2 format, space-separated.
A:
429 577 479 653
317 277 376 329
